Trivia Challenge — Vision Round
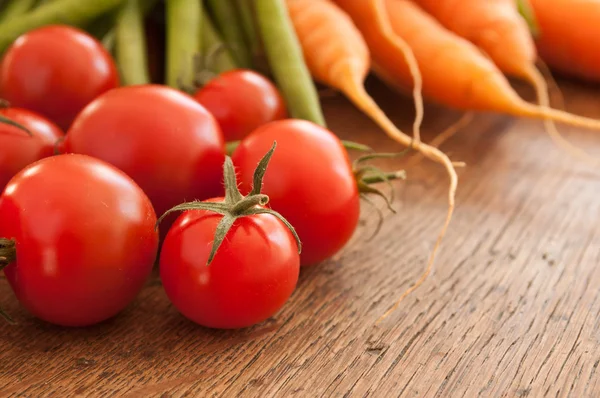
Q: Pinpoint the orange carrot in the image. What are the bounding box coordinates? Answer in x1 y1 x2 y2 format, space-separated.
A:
414 0 598 166
415 0 535 80
286 0 458 322
353 0 600 132
530 0 600 83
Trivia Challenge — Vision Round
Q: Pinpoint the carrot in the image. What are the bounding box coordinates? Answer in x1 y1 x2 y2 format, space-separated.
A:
530 0 600 84
414 0 599 166
287 0 458 322
364 0 600 132
326 0 424 143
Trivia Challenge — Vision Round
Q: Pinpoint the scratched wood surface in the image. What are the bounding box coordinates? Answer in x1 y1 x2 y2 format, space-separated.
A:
1 77 600 397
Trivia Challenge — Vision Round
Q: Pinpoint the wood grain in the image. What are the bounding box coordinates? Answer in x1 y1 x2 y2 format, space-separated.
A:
2 77 600 397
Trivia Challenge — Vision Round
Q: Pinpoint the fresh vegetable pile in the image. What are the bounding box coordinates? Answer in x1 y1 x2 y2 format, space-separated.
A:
0 0 597 329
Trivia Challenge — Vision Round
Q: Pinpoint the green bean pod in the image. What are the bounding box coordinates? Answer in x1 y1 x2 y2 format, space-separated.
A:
115 0 149 85
254 0 325 126
206 0 252 69
0 0 127 52
202 9 237 75
166 0 201 88
0 0 37 23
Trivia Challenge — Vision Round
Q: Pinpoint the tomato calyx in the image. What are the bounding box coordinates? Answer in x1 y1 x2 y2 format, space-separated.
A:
157 141 301 265
352 151 408 237
0 238 17 324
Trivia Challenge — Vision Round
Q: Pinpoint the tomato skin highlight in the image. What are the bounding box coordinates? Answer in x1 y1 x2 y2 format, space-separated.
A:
0 107 63 191
160 204 300 329
0 25 119 130
0 154 158 327
194 70 287 142
63 85 226 238
232 119 360 266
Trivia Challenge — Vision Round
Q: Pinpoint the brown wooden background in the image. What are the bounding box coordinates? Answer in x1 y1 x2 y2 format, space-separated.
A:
1 77 600 397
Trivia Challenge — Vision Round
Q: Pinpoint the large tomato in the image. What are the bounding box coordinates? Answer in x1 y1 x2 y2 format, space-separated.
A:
232 120 360 266
62 85 225 237
0 25 119 129
0 154 158 327
0 107 63 191
194 70 287 142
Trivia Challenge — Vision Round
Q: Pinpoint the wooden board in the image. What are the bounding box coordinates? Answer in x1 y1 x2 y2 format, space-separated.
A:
2 78 600 397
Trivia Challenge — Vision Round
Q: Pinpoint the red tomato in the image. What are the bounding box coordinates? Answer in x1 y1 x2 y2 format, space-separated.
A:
194 69 287 142
0 154 158 327
0 107 63 191
0 25 119 130
232 120 360 266
160 203 300 329
63 85 225 238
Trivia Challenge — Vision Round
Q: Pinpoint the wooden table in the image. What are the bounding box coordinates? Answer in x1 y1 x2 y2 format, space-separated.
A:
2 78 600 397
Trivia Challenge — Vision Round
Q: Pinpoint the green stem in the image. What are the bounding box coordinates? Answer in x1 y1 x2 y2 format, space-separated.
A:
361 171 406 185
201 8 237 74
166 0 201 88
115 0 150 85
206 0 252 69
225 140 240 156
517 0 539 38
254 0 325 126
0 0 37 22
158 141 301 266
0 0 127 53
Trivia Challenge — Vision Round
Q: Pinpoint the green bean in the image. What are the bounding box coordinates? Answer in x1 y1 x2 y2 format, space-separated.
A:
254 0 325 126
0 0 126 52
0 0 37 22
166 0 201 88
115 0 149 85
201 9 237 75
206 0 252 69
235 0 269 74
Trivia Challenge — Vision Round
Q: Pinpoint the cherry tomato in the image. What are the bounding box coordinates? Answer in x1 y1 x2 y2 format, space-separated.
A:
0 107 63 191
63 85 225 238
0 154 158 327
194 69 287 142
232 120 360 266
0 25 119 130
160 203 300 329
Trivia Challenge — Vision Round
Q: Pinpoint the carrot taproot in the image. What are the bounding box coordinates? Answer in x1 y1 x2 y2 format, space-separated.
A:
413 0 598 166
530 0 600 84
287 0 458 322
327 0 424 143
363 0 600 132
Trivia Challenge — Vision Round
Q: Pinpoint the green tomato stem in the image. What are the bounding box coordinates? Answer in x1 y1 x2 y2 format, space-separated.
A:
157 141 301 266
0 0 127 53
115 0 150 85
254 0 325 126
166 0 201 88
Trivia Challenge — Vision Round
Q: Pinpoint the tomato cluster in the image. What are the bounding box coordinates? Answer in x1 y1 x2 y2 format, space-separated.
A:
0 25 397 329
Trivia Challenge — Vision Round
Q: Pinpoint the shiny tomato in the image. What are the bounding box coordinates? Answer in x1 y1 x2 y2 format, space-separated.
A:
63 85 225 237
194 69 287 141
232 120 360 266
0 107 63 191
0 154 158 327
160 203 300 329
0 25 119 130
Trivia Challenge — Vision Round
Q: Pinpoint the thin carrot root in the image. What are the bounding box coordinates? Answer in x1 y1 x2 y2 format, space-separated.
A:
405 112 474 169
341 81 457 324
523 65 600 168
